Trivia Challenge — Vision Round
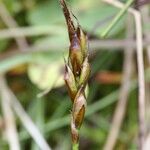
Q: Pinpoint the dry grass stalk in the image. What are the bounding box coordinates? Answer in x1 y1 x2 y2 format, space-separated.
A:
102 0 145 149
0 76 20 150
103 15 134 150
0 2 28 51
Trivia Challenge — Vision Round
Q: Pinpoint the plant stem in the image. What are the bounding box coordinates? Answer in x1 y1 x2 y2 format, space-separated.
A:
73 143 79 150
101 0 133 37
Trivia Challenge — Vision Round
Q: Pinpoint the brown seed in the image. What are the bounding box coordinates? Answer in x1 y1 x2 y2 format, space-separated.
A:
64 64 77 102
69 33 83 76
79 56 90 86
72 89 86 129
77 26 88 58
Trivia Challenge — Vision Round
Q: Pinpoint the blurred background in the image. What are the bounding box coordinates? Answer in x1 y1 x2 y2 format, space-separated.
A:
0 0 150 149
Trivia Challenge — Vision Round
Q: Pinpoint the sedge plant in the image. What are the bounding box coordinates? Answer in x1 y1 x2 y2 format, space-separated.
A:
60 0 90 149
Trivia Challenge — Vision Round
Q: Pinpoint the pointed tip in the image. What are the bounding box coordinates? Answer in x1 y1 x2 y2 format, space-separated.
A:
60 0 68 12
59 0 76 42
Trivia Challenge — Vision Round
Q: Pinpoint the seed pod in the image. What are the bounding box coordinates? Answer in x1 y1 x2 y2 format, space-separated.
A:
79 56 90 86
64 64 77 102
74 104 85 129
69 33 83 76
77 26 88 58
72 88 86 129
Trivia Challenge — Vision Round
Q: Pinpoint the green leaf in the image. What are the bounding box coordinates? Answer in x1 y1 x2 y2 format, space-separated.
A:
3 0 22 14
0 40 10 52
78 5 119 31
27 0 123 37
27 0 63 25
34 33 68 50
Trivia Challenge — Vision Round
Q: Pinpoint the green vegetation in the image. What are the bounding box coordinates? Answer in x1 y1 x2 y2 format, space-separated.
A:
0 0 149 150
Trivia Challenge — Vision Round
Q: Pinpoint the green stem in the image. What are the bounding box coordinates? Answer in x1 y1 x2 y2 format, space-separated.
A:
73 143 79 150
101 0 133 37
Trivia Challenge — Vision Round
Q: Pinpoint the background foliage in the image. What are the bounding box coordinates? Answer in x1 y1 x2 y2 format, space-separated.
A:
0 0 150 150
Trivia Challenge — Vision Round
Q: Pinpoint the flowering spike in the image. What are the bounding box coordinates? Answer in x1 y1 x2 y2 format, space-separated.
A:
60 0 90 146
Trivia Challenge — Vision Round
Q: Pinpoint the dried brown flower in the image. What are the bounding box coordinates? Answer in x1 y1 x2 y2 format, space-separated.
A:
60 0 90 145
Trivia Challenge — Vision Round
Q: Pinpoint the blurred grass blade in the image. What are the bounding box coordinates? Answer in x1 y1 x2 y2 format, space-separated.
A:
101 0 133 37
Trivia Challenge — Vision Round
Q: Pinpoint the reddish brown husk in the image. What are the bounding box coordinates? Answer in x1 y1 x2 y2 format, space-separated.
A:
64 64 77 101
73 89 86 129
69 33 83 76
